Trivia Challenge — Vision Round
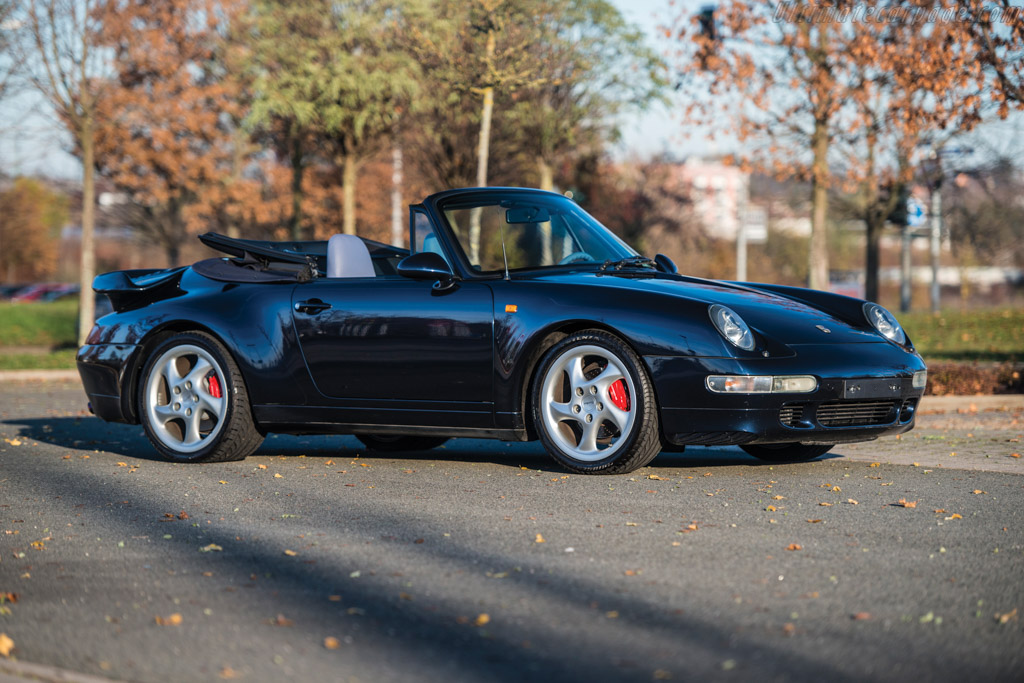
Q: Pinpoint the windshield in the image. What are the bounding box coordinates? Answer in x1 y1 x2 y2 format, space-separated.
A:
439 194 638 274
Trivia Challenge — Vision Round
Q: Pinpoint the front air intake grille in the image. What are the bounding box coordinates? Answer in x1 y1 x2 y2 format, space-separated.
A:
779 404 806 427
816 400 897 427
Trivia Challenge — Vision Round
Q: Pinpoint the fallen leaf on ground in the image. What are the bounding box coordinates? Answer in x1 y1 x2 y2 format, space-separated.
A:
200 543 223 552
806 519 823 524
272 614 294 627
1011 453 1021 459
328 595 342 602
934 509 946 514
869 462 880 468
846 499 859 505
274 473 283 479
155 613 183 626
896 499 917 508
283 549 297 556
818 502 833 507
786 543 802 551
996 608 1018 624
0 633 13 657
605 610 619 618
972 489 986 495
852 612 871 621
946 513 963 520
474 613 490 627
0 593 18 604
535 534 545 544
178 511 189 520
219 667 239 679
324 637 340 650
647 474 665 480
766 505 776 512
218 480 228 485
257 464 267 470
117 462 128 467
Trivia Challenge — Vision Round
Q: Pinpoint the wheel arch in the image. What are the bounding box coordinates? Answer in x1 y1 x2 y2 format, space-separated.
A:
517 320 649 440
121 321 247 425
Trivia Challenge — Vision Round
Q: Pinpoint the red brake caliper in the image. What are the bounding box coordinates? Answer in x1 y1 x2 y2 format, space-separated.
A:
207 374 222 399
608 379 630 411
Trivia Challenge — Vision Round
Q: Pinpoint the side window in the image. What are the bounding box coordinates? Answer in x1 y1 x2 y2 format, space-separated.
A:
411 209 450 265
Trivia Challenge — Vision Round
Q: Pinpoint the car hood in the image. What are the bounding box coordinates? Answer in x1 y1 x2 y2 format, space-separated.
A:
522 270 881 345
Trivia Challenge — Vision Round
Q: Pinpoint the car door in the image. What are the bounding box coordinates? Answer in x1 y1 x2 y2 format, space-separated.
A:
290 277 494 427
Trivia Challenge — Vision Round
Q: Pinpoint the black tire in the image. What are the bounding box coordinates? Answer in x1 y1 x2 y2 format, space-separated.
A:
530 330 661 474
354 435 449 452
740 443 833 462
138 331 262 463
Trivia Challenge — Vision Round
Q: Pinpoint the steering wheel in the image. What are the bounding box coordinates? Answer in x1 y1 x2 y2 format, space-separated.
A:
558 251 592 265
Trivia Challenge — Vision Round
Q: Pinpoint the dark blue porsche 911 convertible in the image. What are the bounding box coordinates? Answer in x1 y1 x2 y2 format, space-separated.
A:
77 187 927 474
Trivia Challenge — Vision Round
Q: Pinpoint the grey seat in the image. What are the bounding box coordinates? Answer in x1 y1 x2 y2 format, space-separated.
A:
327 234 375 278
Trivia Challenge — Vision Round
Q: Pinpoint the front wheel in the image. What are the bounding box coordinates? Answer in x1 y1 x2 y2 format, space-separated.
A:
355 435 449 452
531 330 661 474
139 331 262 463
740 443 833 462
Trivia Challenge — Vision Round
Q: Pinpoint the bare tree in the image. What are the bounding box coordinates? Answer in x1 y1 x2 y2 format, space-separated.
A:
13 0 109 343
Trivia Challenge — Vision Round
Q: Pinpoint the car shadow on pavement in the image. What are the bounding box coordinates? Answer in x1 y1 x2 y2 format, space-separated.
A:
3 415 841 471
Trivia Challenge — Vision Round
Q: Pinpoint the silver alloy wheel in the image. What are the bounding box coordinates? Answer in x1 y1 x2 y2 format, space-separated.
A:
539 344 637 462
144 344 227 454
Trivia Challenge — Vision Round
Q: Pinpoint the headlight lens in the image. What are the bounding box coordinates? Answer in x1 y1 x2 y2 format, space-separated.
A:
709 304 755 351
863 303 906 345
706 375 818 394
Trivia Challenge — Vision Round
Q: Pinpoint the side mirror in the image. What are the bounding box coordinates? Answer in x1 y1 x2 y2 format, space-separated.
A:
654 253 678 274
397 252 457 291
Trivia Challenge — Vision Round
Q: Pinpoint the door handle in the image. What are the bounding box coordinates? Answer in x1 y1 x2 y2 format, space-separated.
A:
294 299 332 314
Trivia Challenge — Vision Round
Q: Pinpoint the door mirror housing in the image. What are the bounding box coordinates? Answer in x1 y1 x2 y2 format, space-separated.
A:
654 253 678 274
397 252 457 291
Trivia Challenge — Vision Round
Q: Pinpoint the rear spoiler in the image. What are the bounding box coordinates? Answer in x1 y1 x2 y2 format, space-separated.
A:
93 267 187 313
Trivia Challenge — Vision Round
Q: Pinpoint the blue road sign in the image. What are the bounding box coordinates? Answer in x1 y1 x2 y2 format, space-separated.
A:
907 197 927 227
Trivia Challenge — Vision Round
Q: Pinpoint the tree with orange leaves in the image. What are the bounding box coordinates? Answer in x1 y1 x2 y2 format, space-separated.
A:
670 0 854 291
94 0 253 265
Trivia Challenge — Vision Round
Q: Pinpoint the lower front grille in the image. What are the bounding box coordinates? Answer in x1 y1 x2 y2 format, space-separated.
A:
816 400 897 427
671 431 757 446
779 403 806 427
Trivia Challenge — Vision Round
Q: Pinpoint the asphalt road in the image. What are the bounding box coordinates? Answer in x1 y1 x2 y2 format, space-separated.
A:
1 380 1022 682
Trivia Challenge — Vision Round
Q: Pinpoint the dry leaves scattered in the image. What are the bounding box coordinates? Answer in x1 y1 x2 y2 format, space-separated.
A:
0 633 13 657
155 613 183 626
324 637 340 650
534 534 545 544
896 499 918 508
786 543 802 551
473 613 490 627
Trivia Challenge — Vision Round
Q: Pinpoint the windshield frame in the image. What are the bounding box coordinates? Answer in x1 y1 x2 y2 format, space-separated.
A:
431 189 639 278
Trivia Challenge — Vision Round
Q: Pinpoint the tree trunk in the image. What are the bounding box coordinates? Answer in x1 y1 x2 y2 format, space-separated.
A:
288 127 304 241
808 115 830 291
468 28 496 264
342 150 357 235
391 145 403 247
538 157 554 192
77 121 96 346
864 214 882 303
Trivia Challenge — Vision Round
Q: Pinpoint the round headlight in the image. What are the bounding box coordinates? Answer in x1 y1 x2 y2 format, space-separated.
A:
863 303 906 345
709 304 755 351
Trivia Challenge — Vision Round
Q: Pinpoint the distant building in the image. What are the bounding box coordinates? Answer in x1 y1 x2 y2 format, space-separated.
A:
669 158 750 241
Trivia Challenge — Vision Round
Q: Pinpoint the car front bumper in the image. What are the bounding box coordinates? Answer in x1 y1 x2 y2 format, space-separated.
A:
645 342 927 447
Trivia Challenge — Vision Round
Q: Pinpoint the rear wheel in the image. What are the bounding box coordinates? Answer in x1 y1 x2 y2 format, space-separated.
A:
531 330 661 474
740 443 833 462
139 332 262 463
355 435 449 452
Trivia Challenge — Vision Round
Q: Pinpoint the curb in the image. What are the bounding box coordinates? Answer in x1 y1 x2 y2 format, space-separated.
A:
0 371 1021 414
0 658 118 683
0 370 80 381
